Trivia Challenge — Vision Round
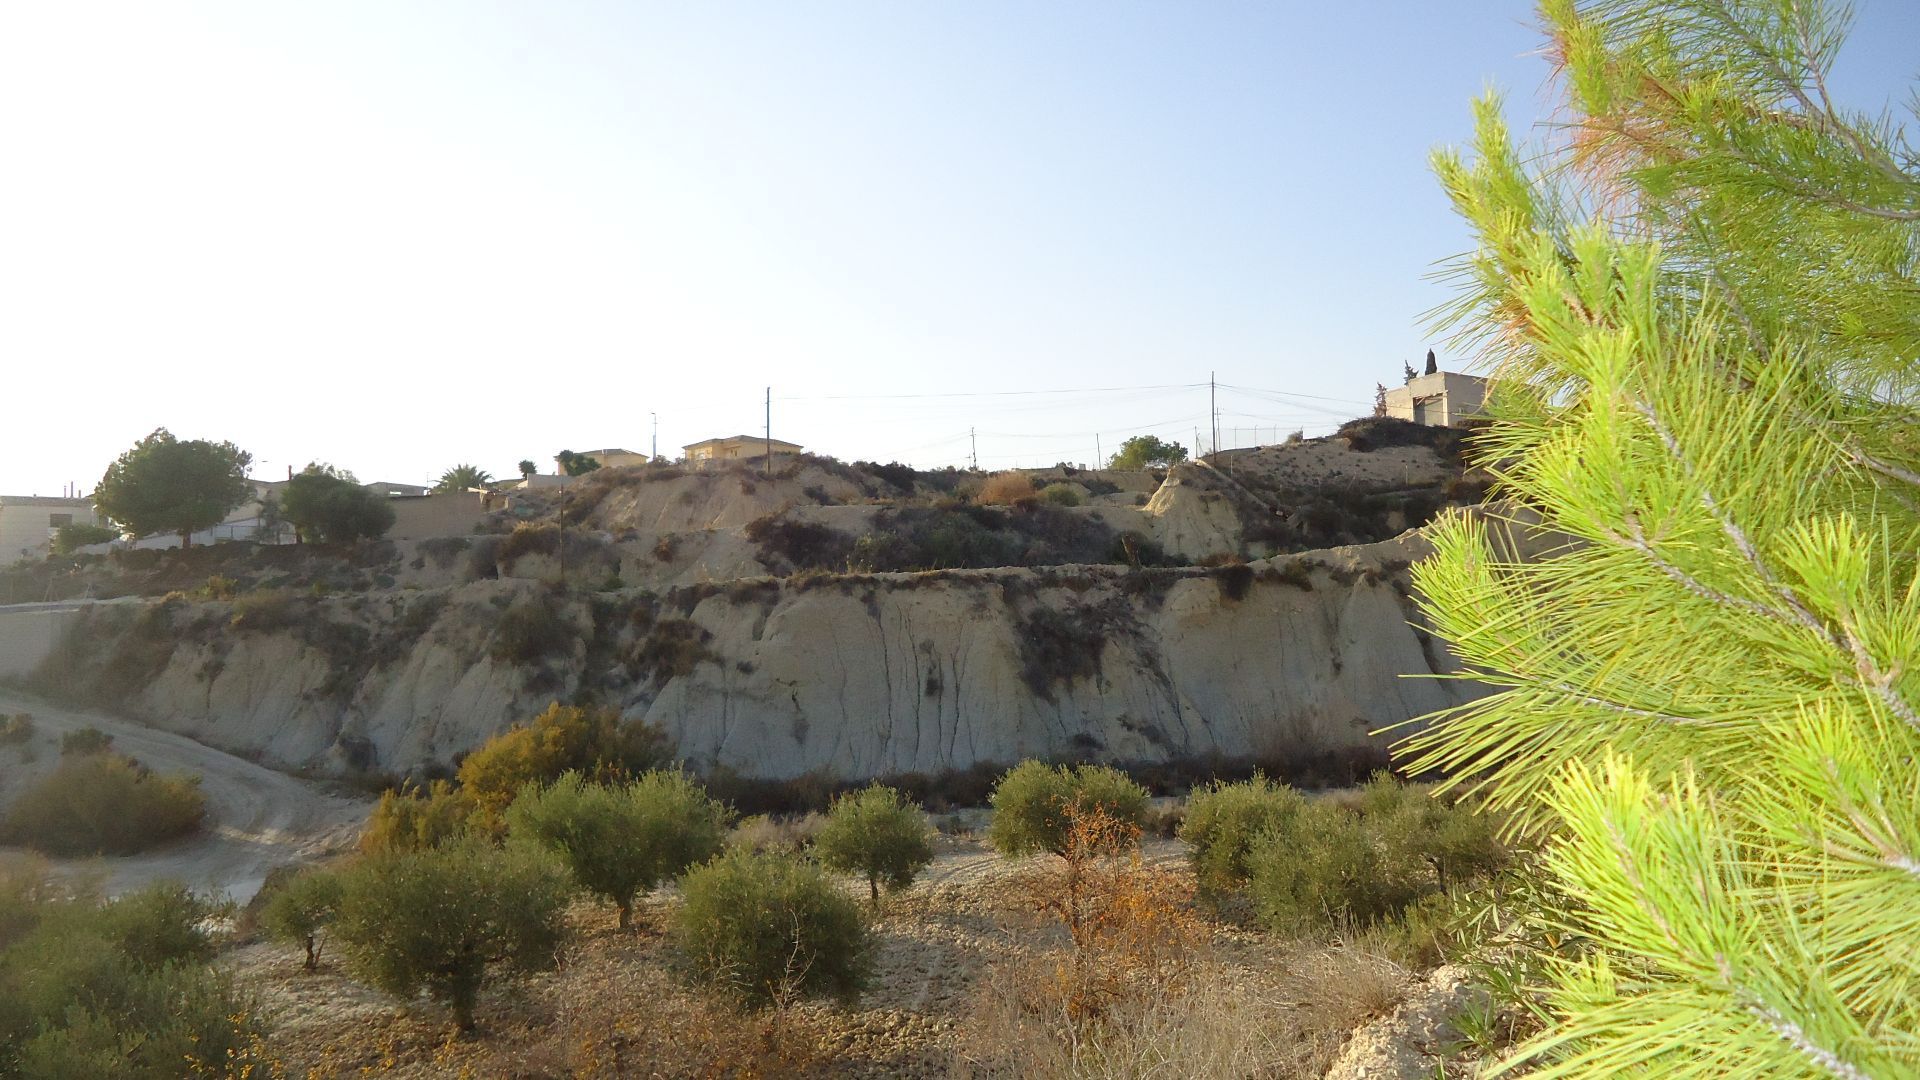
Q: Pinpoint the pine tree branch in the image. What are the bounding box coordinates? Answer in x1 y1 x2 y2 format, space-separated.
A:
1548 681 1711 726
1735 988 1872 1080
1633 399 1920 732
1607 803 1871 1080
1791 3 1918 191
1610 517 1785 621
1846 447 1920 491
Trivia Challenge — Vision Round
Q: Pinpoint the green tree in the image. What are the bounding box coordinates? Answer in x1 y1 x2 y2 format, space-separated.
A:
91 429 252 548
50 523 118 555
1105 434 1188 470
517 459 537 478
506 770 727 928
280 463 395 545
814 784 935 905
1180 775 1304 903
260 868 345 971
456 704 673 832
555 450 601 477
986 761 1148 859
672 848 871 1009
1404 1 1920 1073
1243 798 1428 933
435 464 493 492
332 841 570 1033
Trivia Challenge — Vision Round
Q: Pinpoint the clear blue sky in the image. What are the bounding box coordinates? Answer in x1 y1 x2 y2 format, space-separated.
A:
2 2 1914 494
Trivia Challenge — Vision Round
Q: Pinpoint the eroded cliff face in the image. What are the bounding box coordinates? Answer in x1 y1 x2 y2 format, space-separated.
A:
15 530 1478 781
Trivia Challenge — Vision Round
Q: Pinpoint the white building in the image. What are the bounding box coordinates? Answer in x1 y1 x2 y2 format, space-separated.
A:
1382 370 1490 428
0 496 104 563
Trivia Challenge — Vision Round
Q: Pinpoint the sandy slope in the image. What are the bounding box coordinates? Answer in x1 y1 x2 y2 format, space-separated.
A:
0 688 371 901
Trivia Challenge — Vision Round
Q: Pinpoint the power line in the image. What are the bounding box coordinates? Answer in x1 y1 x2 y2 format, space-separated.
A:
776 381 1207 402
1215 382 1370 405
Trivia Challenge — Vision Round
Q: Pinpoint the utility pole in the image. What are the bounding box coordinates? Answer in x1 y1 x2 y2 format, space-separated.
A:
1210 371 1219 462
970 427 978 471
764 387 772 479
1095 433 1102 470
650 412 658 462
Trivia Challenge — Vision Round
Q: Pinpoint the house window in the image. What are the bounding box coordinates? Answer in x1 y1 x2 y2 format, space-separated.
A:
49 513 72 528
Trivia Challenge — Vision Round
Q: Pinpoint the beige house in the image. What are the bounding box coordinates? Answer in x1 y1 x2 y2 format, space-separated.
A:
1383 370 1490 428
386 491 495 541
556 448 650 473
0 496 104 562
683 435 804 467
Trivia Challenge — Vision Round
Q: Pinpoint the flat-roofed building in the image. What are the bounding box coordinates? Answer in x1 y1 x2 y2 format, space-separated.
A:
1382 370 1490 428
682 435 804 467
0 495 103 562
555 448 650 473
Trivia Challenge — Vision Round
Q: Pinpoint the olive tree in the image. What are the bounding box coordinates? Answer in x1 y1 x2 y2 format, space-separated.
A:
814 784 935 905
672 848 870 1010
986 761 1148 859
331 841 571 1032
260 868 345 971
506 770 728 928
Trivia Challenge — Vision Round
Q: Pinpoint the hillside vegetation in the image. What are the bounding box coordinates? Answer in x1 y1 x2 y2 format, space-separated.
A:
2 424 1509 786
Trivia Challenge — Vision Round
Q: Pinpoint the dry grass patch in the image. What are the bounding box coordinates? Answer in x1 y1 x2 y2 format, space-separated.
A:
975 471 1036 505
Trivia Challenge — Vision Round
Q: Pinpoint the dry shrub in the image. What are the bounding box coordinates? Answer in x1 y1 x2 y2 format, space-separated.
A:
489 594 577 665
976 471 1036 505
540 953 824 1078
1 752 206 856
959 807 1279 1077
0 712 33 747
1272 942 1413 1073
730 812 828 854
494 521 561 564
958 955 1297 1079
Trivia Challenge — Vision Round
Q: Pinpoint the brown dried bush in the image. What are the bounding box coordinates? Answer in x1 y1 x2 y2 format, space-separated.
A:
975 471 1036 505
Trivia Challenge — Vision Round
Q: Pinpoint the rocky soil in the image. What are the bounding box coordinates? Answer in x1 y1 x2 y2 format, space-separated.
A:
233 834 1460 1079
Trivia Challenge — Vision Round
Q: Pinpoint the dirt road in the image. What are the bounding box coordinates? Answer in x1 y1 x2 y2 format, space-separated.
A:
0 688 371 900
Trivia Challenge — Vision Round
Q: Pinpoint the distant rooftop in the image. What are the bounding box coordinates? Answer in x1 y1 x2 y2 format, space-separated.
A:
683 435 804 450
0 495 94 507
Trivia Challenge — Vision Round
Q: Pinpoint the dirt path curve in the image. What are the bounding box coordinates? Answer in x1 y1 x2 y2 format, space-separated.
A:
0 688 372 901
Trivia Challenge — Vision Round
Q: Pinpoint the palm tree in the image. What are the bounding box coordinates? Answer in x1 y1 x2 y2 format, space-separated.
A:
435 464 493 493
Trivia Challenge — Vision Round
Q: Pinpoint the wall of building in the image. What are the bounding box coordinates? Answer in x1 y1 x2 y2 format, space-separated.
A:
0 501 101 564
385 492 493 542
1435 372 1487 425
1381 372 1489 428
686 439 804 466
555 451 650 473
